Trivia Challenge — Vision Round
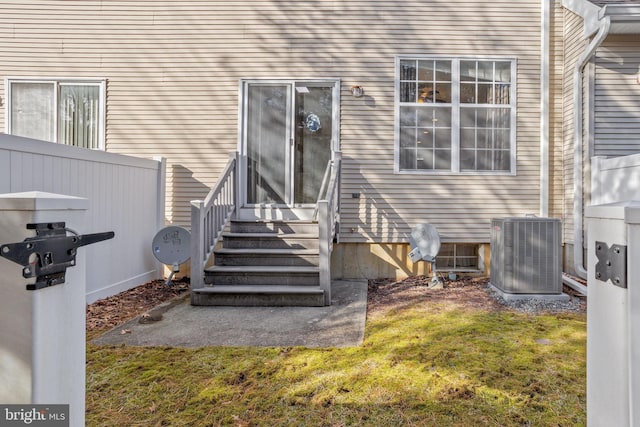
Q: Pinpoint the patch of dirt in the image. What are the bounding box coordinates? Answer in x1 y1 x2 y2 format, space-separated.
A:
86 278 189 336
367 276 503 317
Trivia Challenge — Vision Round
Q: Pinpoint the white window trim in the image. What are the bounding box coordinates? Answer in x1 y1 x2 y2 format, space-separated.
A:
5 77 107 150
394 55 517 175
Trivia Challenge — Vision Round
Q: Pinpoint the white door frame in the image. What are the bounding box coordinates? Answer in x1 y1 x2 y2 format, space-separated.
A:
237 78 341 220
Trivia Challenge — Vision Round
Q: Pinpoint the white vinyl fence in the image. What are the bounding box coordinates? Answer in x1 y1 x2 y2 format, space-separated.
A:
592 154 640 205
0 133 166 303
588 153 640 424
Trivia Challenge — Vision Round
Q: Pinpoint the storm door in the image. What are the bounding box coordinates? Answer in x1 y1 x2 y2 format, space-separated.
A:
241 80 339 218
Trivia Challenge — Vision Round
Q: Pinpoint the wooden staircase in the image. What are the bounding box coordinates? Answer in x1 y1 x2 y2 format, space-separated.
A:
190 219 325 306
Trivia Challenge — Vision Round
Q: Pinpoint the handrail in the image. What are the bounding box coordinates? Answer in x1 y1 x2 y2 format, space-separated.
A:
312 160 332 220
317 152 342 305
190 152 238 289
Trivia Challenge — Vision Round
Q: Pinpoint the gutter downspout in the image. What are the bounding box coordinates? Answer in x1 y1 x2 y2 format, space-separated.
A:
540 0 550 217
572 15 611 279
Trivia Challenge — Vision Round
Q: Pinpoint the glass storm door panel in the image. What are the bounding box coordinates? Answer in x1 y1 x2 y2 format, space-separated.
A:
294 84 333 204
246 84 291 205
244 81 335 207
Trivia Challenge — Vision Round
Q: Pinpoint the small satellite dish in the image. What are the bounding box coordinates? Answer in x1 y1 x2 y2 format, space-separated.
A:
152 226 191 286
408 223 442 287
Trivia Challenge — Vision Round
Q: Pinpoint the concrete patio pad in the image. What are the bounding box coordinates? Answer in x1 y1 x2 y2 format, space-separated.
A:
92 279 367 348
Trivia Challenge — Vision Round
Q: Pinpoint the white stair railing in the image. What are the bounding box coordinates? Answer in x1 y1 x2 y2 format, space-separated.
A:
316 152 342 306
190 152 239 289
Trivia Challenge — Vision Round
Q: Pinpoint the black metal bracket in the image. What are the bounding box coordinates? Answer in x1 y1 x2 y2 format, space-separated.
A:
595 241 627 289
0 222 114 290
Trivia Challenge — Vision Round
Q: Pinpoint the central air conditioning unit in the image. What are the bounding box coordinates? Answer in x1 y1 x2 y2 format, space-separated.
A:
490 217 562 294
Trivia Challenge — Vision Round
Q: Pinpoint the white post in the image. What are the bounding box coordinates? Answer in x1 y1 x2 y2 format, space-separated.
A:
585 201 640 426
626 204 640 427
232 152 241 219
154 156 167 280
0 191 89 427
190 200 205 290
318 200 331 306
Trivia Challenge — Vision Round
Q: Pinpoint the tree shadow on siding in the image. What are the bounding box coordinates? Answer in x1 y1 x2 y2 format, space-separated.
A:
171 164 211 225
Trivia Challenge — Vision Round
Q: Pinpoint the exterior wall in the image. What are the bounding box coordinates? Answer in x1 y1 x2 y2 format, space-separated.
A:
549 0 566 221
593 36 640 158
561 8 587 245
0 1 544 247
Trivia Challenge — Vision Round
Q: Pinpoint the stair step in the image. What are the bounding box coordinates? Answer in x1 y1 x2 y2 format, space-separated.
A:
222 233 319 250
191 285 325 306
214 248 319 267
204 265 320 286
230 220 318 235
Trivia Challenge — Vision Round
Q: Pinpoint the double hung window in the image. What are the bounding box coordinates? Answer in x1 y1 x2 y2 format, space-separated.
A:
7 78 105 149
396 57 516 173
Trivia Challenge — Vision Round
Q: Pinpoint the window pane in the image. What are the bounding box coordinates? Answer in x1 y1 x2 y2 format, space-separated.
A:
461 83 475 103
400 148 416 169
59 85 100 149
434 83 451 103
477 61 493 82
477 84 492 104
417 60 434 81
495 129 510 149
477 129 491 148
416 107 434 126
460 108 475 128
10 82 55 141
435 61 452 81
416 128 431 146
435 107 452 127
400 60 416 80
495 84 510 104
460 129 476 149
456 244 476 257
417 83 435 103
434 128 451 149
477 150 492 170
460 149 476 170
460 61 476 81
475 109 489 127
400 82 416 102
400 107 417 126
495 108 511 128
439 245 454 257
434 149 451 169
494 150 510 171
495 62 511 83
400 127 415 148
416 149 433 170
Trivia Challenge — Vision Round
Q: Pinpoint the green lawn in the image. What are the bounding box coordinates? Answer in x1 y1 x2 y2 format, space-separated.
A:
86 302 586 426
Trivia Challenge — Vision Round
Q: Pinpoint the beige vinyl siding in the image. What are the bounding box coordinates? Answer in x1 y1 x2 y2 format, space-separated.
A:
0 0 543 243
593 36 640 157
549 0 565 222
561 8 587 245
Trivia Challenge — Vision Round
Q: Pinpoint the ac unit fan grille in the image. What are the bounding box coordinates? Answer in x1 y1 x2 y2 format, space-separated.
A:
490 218 562 294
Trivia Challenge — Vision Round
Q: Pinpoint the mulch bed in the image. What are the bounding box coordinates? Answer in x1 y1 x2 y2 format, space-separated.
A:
367 276 503 316
86 278 190 335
